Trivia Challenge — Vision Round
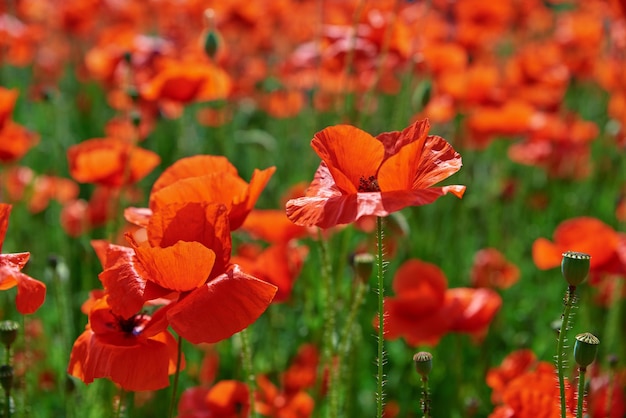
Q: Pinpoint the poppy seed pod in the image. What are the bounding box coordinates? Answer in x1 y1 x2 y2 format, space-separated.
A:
413 352 433 377
561 251 591 286
352 252 375 282
0 321 19 349
204 30 220 60
574 333 599 368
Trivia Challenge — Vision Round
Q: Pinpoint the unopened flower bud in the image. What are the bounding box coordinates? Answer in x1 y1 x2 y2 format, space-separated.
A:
413 351 433 377
574 332 600 368
561 251 591 286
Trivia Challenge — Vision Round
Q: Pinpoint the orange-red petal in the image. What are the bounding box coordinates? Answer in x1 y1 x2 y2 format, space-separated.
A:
167 265 277 344
15 272 46 314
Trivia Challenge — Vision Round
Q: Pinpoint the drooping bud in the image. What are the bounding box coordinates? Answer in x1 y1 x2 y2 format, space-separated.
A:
413 352 433 377
574 332 600 368
561 251 591 286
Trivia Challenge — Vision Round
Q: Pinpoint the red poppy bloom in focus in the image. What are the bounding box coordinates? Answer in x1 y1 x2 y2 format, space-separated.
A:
148 155 276 230
379 259 501 346
67 138 160 187
67 297 181 391
0 203 46 314
286 119 465 228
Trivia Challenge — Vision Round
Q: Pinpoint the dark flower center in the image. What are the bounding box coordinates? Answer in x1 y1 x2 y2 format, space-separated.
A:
358 175 380 192
112 312 149 337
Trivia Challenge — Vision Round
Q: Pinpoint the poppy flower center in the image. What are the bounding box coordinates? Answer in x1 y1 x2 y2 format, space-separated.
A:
113 312 150 337
358 175 381 192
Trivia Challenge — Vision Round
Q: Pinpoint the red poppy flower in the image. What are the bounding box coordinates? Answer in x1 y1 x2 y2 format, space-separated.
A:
114 200 277 344
67 297 181 392
232 242 308 303
486 349 538 403
242 209 308 243
140 59 232 104
0 87 19 128
488 362 576 418
532 217 622 272
67 138 160 187
379 259 501 346
471 248 520 289
286 119 465 228
0 121 39 163
178 381 250 418
0 203 46 314
148 155 276 230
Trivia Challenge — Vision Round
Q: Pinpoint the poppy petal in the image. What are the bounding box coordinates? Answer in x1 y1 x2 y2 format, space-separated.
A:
15 272 46 314
134 241 216 292
151 155 239 193
312 125 384 194
167 265 277 344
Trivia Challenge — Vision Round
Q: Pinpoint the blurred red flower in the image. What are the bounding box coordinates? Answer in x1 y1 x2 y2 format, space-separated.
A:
486 349 538 403
0 203 46 314
471 248 520 289
286 119 465 228
378 259 501 346
488 362 575 418
532 217 626 279
67 138 160 187
178 381 250 418
0 121 39 163
68 297 181 392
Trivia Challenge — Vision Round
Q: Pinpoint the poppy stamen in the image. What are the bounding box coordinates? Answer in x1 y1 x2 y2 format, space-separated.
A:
358 175 380 192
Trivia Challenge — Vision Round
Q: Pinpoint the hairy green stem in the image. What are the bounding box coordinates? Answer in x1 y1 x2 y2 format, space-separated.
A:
557 285 576 418
240 328 258 418
316 229 336 405
421 376 430 418
167 336 183 418
576 366 586 418
376 217 386 418
114 389 125 418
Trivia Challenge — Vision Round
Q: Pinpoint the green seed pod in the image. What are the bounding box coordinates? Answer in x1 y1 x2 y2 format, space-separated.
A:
574 332 600 368
0 321 19 348
561 251 591 286
352 252 375 283
413 351 433 377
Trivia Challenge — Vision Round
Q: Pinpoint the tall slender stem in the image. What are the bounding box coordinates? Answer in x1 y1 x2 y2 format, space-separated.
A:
114 388 125 418
576 366 586 418
316 229 336 405
421 376 431 418
376 217 386 418
557 285 576 418
167 335 183 418
239 328 258 418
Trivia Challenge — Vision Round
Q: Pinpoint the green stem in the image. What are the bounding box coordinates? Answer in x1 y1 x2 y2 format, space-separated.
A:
557 285 576 418
114 388 125 418
316 229 336 405
167 335 183 418
4 387 10 418
576 366 586 418
376 217 386 418
239 328 258 418
421 376 430 418
328 279 367 417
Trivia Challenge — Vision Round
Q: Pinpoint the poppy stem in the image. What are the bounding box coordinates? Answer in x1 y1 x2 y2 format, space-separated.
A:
167 335 183 418
375 216 386 418
113 388 125 418
239 328 258 418
316 229 336 404
576 366 586 418
556 285 576 418
421 376 431 418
